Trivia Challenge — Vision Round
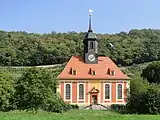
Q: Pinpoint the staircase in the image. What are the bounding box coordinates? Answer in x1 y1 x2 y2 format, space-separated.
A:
84 104 109 110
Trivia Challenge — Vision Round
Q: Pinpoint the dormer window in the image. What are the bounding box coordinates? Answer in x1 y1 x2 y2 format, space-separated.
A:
89 68 96 75
107 68 115 76
69 68 76 75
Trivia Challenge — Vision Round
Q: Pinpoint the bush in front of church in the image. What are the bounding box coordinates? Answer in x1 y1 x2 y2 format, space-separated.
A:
0 71 15 111
13 68 73 113
110 104 126 113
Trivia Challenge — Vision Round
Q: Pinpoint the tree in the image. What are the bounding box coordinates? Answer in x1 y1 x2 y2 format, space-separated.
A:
141 61 160 84
0 72 14 111
126 74 160 114
14 68 64 112
144 86 160 114
126 74 149 114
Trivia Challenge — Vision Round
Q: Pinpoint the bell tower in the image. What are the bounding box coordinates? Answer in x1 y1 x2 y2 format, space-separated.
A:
83 9 98 64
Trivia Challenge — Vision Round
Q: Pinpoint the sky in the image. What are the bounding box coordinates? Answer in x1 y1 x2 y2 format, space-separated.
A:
0 0 160 34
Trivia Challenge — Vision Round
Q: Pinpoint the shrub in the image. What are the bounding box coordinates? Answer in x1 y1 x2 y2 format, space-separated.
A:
126 74 160 114
70 104 79 109
44 94 71 113
143 86 160 114
111 104 125 112
0 72 15 111
14 68 70 113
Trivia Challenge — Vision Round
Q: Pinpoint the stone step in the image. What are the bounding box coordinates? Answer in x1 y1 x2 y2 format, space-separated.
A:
84 104 109 110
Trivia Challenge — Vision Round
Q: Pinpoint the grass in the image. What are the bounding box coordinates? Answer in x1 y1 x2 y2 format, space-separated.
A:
0 110 159 120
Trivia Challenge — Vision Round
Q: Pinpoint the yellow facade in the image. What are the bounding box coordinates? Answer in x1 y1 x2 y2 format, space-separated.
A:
89 80 100 90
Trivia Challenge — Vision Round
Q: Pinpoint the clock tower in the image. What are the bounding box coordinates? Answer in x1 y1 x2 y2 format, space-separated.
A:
83 9 98 64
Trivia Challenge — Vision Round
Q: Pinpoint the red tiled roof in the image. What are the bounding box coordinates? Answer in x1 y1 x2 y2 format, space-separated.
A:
57 56 130 80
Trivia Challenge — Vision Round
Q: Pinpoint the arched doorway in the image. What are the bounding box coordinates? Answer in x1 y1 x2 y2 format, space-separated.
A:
89 87 99 104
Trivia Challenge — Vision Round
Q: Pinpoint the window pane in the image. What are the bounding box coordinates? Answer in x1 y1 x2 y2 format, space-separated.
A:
79 84 84 100
73 70 76 75
92 71 96 75
118 84 122 99
105 84 110 99
66 84 71 100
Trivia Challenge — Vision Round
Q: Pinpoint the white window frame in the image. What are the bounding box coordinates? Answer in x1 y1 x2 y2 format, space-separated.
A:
77 82 85 101
64 83 72 102
116 83 124 100
103 83 111 100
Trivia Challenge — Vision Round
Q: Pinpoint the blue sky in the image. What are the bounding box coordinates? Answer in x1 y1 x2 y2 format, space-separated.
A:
0 0 160 34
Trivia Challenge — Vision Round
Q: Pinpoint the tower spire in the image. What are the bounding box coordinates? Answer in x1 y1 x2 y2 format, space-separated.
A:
84 9 98 64
88 9 93 32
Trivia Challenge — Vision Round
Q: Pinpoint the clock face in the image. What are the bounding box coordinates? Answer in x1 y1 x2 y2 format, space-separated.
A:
88 54 95 62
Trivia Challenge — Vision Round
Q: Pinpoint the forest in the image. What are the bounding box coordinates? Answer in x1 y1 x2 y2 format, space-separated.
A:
0 29 160 66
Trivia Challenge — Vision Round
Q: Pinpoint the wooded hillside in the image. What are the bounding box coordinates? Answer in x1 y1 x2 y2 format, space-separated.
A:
0 29 160 66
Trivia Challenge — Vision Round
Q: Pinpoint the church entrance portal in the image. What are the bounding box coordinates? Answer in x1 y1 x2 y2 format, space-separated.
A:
89 87 99 105
92 95 97 104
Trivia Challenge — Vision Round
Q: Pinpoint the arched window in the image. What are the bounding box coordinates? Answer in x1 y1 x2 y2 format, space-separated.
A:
105 84 110 99
65 84 71 100
117 84 122 99
90 42 94 49
79 84 84 100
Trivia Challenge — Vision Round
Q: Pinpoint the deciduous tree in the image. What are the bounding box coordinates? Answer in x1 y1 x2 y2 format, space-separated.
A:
142 61 160 84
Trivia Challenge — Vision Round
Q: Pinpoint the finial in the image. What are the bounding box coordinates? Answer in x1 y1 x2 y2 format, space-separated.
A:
89 9 93 16
88 9 93 32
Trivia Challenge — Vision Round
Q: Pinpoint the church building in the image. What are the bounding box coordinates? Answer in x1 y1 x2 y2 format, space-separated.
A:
57 11 130 108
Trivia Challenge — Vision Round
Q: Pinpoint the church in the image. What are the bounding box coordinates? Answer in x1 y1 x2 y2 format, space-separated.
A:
57 11 130 108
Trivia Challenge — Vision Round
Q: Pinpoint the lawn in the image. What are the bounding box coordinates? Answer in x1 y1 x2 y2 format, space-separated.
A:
0 110 159 120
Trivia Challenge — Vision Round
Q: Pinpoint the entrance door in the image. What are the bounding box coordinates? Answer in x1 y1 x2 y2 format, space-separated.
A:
92 95 97 104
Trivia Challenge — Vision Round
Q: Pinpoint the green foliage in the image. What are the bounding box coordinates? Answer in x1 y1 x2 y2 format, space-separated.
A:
141 61 160 84
42 94 73 113
144 86 160 114
70 104 79 109
126 74 160 114
0 29 160 66
14 68 68 113
111 104 126 113
0 66 75 113
0 71 15 111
